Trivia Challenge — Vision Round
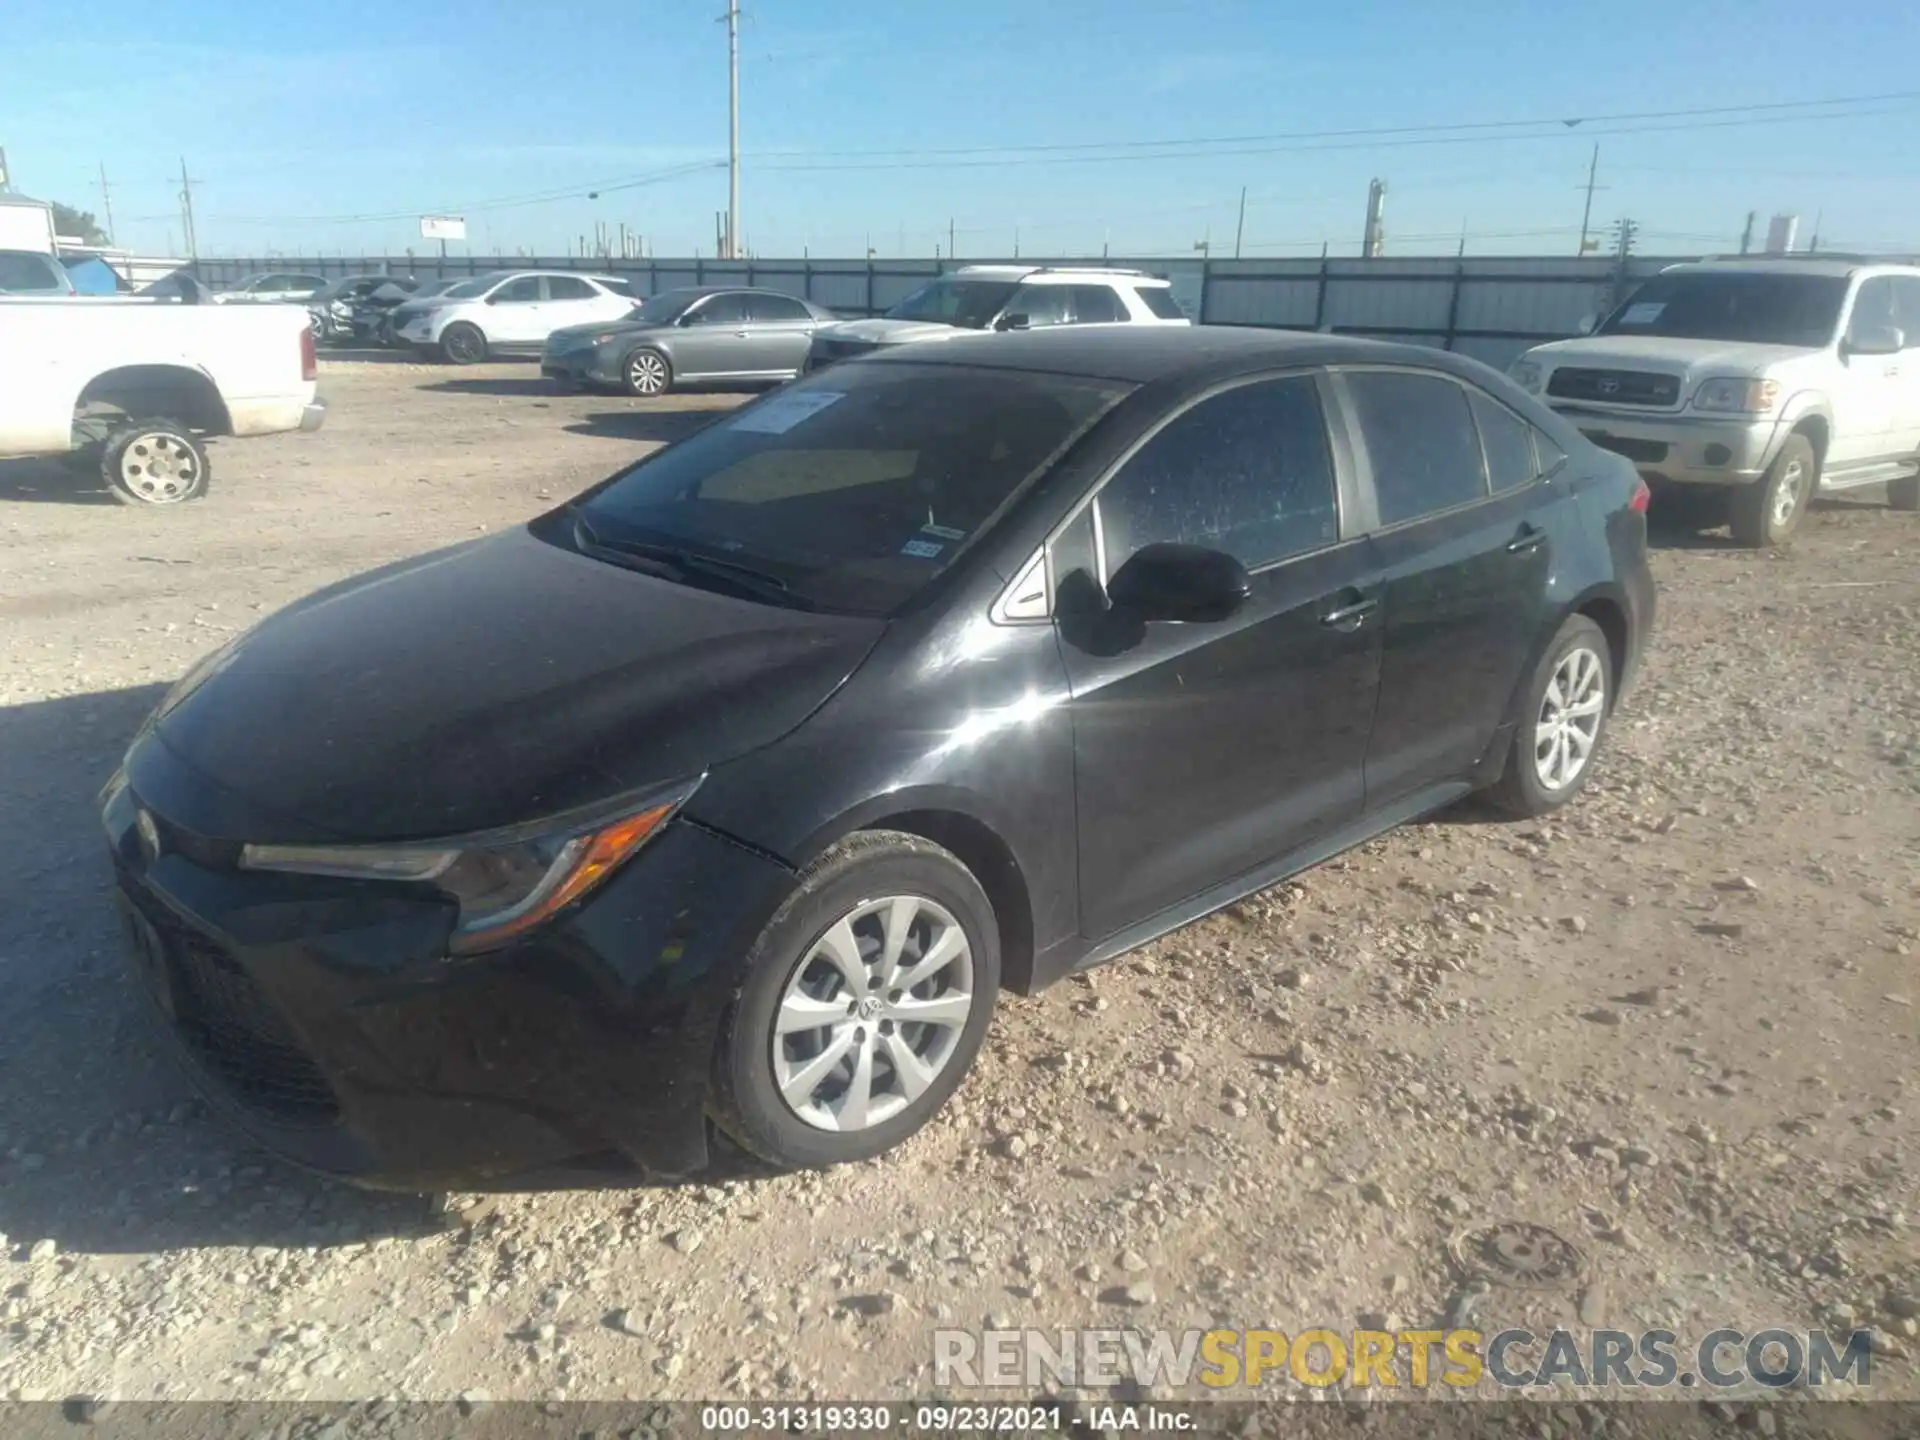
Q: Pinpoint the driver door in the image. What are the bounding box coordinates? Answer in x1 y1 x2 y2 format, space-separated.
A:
672 292 752 378
1829 277 1904 468
1054 373 1386 940
484 275 546 344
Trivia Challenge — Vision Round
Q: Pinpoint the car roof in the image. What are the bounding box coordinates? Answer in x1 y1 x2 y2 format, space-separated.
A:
950 264 1170 286
854 325 1496 386
1669 258 1905 279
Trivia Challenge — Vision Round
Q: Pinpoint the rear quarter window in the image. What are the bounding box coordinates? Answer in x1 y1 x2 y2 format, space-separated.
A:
1135 286 1187 320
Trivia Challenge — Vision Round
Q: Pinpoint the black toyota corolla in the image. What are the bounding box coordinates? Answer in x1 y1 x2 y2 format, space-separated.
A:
103 327 1654 1191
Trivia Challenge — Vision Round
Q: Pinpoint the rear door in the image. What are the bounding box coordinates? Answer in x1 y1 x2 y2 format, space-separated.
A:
672 292 753 377
742 292 819 375
1057 372 1386 940
1335 368 1569 805
542 275 614 335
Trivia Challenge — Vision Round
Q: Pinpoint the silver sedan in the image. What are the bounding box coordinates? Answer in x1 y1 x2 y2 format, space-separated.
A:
541 287 840 397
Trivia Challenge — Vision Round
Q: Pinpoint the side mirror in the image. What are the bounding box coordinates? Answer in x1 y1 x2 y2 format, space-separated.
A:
1845 324 1904 357
995 312 1031 332
1576 313 1598 336
1107 543 1250 624
485 292 504 304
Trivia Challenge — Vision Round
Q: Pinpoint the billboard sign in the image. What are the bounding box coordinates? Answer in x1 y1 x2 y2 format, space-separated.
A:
420 216 467 242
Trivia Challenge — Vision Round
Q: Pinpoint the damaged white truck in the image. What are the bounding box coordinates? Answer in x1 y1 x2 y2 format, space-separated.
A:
0 294 324 505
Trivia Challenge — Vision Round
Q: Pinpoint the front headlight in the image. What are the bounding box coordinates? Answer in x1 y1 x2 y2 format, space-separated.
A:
1692 377 1780 414
238 777 700 953
1508 359 1544 394
590 333 622 346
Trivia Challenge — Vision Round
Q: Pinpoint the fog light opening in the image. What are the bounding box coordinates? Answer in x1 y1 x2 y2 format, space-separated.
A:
1703 444 1733 467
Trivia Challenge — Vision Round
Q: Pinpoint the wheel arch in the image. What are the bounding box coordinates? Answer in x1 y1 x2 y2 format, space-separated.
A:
74 364 232 440
1477 580 1635 779
1775 394 1832 471
788 791 1040 996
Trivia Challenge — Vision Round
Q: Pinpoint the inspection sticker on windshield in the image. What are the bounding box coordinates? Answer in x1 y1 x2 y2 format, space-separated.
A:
729 390 844 435
921 522 966 540
901 539 945 559
1620 302 1666 325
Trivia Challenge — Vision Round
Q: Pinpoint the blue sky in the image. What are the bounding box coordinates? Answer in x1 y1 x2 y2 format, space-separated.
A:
7 0 1919 261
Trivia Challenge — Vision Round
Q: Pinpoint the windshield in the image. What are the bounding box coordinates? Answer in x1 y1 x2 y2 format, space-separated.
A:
885 278 1021 329
627 290 699 325
567 363 1126 614
1598 272 1847 347
413 278 456 298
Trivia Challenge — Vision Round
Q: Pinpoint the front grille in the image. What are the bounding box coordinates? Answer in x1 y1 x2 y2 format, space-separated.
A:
125 885 342 1128
1548 367 1681 408
1582 431 1670 464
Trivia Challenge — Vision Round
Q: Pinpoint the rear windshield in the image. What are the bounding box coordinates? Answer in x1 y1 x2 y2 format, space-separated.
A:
568 364 1127 615
1598 272 1846 348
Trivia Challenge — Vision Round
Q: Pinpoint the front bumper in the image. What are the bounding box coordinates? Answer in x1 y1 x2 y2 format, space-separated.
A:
1549 404 1784 487
298 399 327 433
541 346 620 386
101 766 796 1191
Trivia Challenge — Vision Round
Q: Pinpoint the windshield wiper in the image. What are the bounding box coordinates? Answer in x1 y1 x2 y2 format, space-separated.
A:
571 511 811 609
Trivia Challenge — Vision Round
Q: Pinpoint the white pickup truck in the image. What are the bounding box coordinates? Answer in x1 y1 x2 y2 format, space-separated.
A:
0 295 324 505
1509 256 1920 546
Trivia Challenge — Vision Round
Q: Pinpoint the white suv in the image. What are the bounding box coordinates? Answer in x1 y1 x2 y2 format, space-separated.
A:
806 265 1190 370
394 270 634 364
1510 257 1920 546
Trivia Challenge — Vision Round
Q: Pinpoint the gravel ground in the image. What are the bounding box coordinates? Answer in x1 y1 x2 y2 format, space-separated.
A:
0 354 1915 1412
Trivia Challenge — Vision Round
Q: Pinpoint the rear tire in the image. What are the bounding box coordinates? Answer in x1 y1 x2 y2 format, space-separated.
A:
1484 615 1613 818
1888 472 1920 512
1729 434 1815 548
100 419 210 506
710 831 1000 1170
439 323 487 365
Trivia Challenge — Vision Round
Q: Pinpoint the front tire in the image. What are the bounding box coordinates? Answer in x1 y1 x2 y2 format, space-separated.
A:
100 420 210 506
439 322 487 365
1730 434 1815 547
710 831 1001 1169
1484 615 1612 818
622 347 672 397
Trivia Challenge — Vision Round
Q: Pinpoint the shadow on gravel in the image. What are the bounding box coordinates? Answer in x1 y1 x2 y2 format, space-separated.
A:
0 684 445 1255
0 456 119 506
562 409 732 444
420 375 555 397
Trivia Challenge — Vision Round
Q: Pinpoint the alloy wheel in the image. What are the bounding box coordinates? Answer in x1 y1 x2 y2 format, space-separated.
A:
771 895 975 1133
1533 646 1605 791
626 351 668 396
1771 456 1809 530
119 433 202 504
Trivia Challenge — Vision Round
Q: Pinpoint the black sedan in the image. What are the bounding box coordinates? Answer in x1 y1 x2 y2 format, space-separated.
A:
541 286 838 396
102 327 1654 1190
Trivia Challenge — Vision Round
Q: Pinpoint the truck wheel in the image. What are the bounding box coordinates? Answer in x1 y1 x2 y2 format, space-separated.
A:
101 420 210 506
1888 472 1920 512
439 323 487 365
1729 434 1815 548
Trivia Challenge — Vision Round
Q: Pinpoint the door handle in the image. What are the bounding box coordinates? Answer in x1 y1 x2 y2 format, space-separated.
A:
1320 596 1378 630
733 330 751 338
1507 524 1546 554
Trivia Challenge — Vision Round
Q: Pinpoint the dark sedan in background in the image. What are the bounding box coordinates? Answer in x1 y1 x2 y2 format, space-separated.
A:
104 327 1653 1191
542 286 839 396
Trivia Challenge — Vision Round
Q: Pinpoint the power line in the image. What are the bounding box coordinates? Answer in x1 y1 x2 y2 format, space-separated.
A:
745 90 1920 163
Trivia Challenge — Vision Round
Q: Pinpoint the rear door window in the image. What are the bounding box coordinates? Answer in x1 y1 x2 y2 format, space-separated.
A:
750 293 812 322
1068 285 1128 324
1345 371 1489 526
545 276 596 301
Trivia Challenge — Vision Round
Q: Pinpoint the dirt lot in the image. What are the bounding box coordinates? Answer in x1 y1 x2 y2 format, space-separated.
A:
0 354 1915 1413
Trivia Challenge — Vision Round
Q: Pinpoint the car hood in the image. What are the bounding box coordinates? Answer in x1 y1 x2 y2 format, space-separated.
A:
547 318 663 347
815 317 978 346
130 527 886 844
1527 334 1814 377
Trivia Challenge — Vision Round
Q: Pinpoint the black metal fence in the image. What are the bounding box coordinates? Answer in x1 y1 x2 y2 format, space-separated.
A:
195 251 1700 369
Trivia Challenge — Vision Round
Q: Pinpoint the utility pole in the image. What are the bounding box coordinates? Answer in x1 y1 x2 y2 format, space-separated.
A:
98 162 116 244
1234 186 1247 259
1739 210 1756 255
0 146 11 192
724 0 741 259
948 217 955 261
1808 210 1823 253
1612 216 1638 260
1361 178 1387 258
177 157 199 261
1576 143 1604 255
